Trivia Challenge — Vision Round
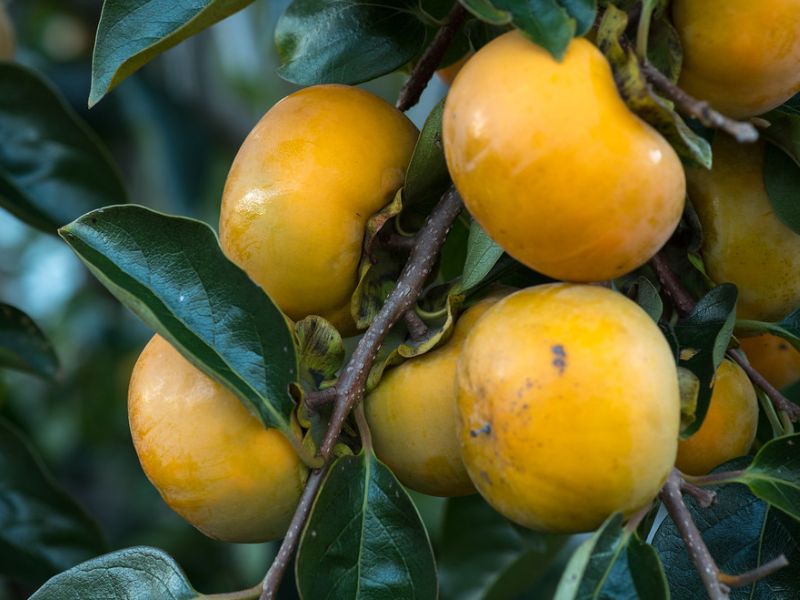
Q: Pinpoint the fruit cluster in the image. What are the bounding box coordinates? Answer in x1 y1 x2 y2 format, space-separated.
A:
127 4 800 542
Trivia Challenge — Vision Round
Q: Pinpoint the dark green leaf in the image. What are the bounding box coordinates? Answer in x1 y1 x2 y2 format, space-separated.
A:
674 284 738 436
439 494 565 600
763 142 800 235
460 0 512 26
596 6 711 167
403 99 450 210
653 460 799 599
0 420 106 585
737 434 800 522
31 547 196 599
559 0 597 35
646 10 682 83
90 0 254 106
0 64 125 233
626 535 669 600
0 303 59 379
295 315 344 388
59 205 298 438
493 0 574 60
554 513 627 599
275 0 425 86
460 220 504 292
295 450 437 599
633 276 663 322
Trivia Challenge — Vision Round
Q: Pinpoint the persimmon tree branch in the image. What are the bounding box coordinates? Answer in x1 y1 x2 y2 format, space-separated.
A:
259 187 463 600
396 2 468 112
719 555 790 588
660 470 730 600
640 61 759 144
650 250 799 421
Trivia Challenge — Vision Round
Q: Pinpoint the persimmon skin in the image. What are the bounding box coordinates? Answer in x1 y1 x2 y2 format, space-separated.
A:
365 298 498 497
436 53 471 86
128 335 307 542
457 284 680 533
740 334 800 390
219 85 418 336
688 136 800 321
676 360 758 476
443 32 685 282
673 0 800 118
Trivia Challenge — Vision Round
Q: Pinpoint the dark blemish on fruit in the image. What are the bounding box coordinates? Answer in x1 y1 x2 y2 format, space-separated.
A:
525 377 533 389
470 422 492 437
779 342 789 351
551 344 567 374
480 470 492 484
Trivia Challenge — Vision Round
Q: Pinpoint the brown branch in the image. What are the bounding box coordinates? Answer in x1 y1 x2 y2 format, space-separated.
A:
680 479 716 508
660 470 730 600
404 309 428 340
259 187 462 599
260 466 329 600
650 251 696 316
719 555 790 588
640 61 759 144
396 3 468 112
304 387 337 411
319 187 463 458
727 348 800 421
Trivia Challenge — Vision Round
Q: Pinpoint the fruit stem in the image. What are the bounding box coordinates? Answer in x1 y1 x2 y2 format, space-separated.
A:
635 0 655 60
396 2 468 112
719 555 789 588
660 470 731 600
679 479 716 508
684 469 745 488
404 309 429 340
639 61 759 144
354 403 373 450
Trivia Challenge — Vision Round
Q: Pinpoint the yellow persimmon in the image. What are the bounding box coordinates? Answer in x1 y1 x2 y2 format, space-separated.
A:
436 53 471 86
365 297 499 497
443 32 685 282
676 360 758 476
220 85 418 336
740 334 800 390
128 335 307 542
457 284 680 533
673 0 800 118
688 136 800 321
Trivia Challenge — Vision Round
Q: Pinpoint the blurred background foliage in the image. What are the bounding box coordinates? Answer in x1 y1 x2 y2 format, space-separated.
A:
0 0 446 596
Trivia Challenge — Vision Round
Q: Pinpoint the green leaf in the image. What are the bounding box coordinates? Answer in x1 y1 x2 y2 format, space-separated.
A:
736 307 800 353
493 0 575 60
762 142 800 235
459 0 512 26
736 434 800 522
674 284 738 437
90 0 254 106
438 494 566 600
460 220 504 292
626 535 670 600
31 547 196 599
653 459 799 599
0 303 59 379
295 450 437 599
631 276 664 322
59 205 298 437
0 63 126 233
596 6 711 168
402 99 450 211
295 315 344 388
559 0 597 35
554 513 627 599
275 0 425 86
0 420 106 586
